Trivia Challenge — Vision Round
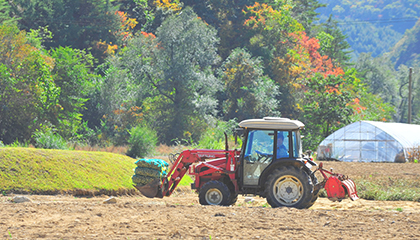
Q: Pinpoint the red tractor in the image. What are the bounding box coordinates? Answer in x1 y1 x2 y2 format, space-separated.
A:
136 117 358 208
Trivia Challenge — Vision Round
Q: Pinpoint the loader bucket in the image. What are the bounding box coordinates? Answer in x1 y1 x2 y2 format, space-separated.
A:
324 176 359 201
134 179 160 198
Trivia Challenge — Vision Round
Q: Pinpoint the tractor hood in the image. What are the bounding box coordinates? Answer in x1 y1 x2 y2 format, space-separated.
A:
239 117 305 130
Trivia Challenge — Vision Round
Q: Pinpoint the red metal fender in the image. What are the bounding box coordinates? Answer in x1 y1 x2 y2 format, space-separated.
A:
325 176 346 200
324 176 359 201
341 178 359 201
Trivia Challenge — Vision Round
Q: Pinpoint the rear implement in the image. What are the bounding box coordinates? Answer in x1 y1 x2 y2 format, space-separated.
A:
316 162 359 201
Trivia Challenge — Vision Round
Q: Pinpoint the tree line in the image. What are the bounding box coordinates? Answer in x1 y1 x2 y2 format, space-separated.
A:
0 0 408 154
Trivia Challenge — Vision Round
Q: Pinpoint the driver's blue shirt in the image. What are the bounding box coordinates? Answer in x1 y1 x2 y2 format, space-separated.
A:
277 145 288 158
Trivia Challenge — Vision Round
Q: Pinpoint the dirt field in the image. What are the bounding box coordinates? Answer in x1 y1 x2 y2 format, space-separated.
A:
1 162 420 239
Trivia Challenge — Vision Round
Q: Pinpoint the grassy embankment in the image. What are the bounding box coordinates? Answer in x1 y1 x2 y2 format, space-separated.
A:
0 147 192 195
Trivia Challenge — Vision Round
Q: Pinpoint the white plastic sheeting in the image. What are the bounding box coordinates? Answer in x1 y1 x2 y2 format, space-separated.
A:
317 121 420 162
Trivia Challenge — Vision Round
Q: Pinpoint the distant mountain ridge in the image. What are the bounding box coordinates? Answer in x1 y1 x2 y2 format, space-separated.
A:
316 0 420 59
388 18 420 67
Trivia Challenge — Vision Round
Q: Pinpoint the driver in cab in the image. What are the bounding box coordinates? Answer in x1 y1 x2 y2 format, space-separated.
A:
277 133 289 158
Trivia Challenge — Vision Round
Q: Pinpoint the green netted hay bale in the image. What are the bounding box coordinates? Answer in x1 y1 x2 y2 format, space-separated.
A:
135 158 168 170
132 158 169 187
132 175 156 186
134 167 162 178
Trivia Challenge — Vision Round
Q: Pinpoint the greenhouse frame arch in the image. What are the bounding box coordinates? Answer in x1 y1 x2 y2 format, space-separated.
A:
317 121 420 162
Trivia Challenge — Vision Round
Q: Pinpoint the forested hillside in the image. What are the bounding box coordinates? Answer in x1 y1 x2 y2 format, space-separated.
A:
0 0 415 154
389 19 420 67
317 0 420 59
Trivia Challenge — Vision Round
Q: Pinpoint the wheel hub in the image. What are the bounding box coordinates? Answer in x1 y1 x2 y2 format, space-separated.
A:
273 175 303 205
205 188 222 205
285 186 293 194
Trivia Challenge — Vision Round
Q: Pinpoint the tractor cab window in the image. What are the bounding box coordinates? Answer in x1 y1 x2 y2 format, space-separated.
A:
275 131 302 159
243 130 273 185
276 131 289 159
292 130 302 158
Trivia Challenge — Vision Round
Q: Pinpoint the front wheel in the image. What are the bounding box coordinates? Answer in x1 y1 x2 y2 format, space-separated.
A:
265 166 314 209
199 180 232 206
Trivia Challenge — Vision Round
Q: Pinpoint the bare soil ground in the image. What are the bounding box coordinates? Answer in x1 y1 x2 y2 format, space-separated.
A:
1 162 420 240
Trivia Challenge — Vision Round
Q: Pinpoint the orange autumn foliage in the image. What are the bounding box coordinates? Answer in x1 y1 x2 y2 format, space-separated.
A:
290 31 344 79
95 11 138 56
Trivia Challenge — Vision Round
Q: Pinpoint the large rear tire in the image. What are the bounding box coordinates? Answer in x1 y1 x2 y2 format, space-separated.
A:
264 166 314 209
199 180 232 206
305 175 320 208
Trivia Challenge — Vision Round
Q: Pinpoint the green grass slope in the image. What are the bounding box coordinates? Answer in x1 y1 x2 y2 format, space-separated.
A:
0 148 139 195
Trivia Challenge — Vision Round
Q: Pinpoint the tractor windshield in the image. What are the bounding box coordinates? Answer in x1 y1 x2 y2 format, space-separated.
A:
243 130 274 185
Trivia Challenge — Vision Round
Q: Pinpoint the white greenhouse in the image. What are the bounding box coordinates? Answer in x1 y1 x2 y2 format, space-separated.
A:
317 121 420 162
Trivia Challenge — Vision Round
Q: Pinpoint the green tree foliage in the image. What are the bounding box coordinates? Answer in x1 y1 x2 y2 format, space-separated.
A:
301 72 354 149
0 0 15 24
112 0 153 32
196 118 241 149
0 0 406 150
33 129 68 150
389 19 420 67
318 0 420 33
343 69 395 123
84 60 142 145
9 0 121 61
114 0 180 33
312 15 352 66
219 48 279 121
355 53 420 123
355 53 399 106
341 22 402 59
243 2 304 65
49 46 97 138
243 2 306 118
180 0 254 60
0 23 60 144
301 69 394 150
144 7 220 143
280 0 325 32
126 124 158 158
103 7 220 144
317 0 420 58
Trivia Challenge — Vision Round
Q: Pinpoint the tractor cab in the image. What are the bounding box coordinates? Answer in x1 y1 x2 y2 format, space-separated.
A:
238 117 314 187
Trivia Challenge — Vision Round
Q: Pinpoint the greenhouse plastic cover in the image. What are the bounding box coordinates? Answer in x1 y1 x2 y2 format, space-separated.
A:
317 121 420 162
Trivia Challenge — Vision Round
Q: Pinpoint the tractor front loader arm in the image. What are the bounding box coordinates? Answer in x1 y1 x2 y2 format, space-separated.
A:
135 149 232 198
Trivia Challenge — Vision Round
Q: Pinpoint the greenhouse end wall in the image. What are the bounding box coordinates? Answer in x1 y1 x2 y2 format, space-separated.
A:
317 121 408 163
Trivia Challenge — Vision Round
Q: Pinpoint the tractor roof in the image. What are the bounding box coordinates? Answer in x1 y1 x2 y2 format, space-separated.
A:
238 117 305 130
